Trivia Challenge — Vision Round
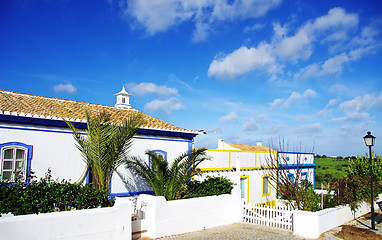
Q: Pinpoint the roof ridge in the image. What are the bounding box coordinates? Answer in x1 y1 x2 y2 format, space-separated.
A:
0 89 198 134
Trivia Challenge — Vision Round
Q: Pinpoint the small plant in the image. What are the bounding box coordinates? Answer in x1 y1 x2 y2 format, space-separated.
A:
183 176 235 198
0 170 109 216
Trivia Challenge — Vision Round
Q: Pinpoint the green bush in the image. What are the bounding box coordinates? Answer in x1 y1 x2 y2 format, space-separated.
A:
0 171 109 216
279 180 321 212
331 175 382 211
184 176 235 198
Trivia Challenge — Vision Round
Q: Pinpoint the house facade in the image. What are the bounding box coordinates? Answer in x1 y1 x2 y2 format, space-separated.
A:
196 139 315 205
0 88 200 197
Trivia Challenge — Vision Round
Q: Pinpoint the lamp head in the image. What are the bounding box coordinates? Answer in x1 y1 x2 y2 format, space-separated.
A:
363 131 375 147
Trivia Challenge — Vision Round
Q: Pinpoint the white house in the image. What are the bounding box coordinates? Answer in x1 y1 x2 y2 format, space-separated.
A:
0 88 201 197
196 139 316 205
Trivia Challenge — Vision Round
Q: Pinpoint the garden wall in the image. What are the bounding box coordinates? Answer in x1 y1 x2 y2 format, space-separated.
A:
0 197 132 240
293 193 382 239
136 193 242 239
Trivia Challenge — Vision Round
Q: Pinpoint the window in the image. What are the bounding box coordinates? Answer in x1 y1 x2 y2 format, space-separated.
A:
287 173 295 183
262 175 271 197
240 175 249 203
301 172 308 180
149 150 167 167
0 142 33 183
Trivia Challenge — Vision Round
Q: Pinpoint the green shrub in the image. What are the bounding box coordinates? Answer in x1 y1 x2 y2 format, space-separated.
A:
331 175 382 211
0 171 109 216
184 176 235 198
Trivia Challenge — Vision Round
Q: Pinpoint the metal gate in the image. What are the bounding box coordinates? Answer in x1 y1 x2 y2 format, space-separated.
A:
243 203 293 230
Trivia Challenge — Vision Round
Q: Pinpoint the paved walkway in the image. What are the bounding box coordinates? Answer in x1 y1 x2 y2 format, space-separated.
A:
158 222 340 240
158 213 382 240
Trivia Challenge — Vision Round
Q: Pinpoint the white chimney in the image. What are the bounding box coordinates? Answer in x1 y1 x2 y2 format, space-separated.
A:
218 139 225 149
256 141 262 146
114 86 132 109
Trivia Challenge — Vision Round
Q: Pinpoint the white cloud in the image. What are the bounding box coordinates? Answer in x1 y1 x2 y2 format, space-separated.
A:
219 112 239 123
127 82 178 96
123 0 281 42
208 7 369 79
316 98 341 118
292 123 322 135
261 124 287 134
269 98 282 109
144 97 184 115
53 83 77 94
242 118 259 131
274 28 312 61
208 44 275 79
243 23 265 33
329 84 348 95
333 94 382 122
271 89 316 109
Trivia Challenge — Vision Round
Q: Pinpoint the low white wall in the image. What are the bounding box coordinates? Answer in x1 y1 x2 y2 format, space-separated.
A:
0 197 132 240
293 194 382 239
137 193 242 239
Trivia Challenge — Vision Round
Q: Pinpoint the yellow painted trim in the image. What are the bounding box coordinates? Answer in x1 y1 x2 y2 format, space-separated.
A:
240 175 250 204
257 200 276 206
261 174 272 197
228 151 231 168
205 149 274 154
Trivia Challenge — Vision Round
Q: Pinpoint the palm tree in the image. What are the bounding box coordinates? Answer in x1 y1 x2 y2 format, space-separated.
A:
125 148 209 200
66 110 144 191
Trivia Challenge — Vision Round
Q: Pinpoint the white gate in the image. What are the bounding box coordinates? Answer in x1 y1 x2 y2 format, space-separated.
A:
243 203 293 230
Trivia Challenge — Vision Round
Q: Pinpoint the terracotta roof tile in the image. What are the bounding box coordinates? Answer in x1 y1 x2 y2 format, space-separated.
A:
226 142 272 152
0 90 198 134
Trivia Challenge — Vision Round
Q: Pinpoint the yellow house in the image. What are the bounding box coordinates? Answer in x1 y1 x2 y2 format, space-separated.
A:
197 139 315 206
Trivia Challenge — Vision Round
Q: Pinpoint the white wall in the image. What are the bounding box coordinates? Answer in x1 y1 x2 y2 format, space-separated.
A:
0 197 132 240
0 122 192 196
293 193 382 239
136 193 242 239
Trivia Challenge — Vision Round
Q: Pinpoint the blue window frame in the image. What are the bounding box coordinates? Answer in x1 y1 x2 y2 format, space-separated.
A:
0 142 33 183
301 172 308 180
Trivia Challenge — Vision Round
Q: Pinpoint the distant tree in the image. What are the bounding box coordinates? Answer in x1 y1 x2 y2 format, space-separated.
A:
315 154 322 158
348 152 382 181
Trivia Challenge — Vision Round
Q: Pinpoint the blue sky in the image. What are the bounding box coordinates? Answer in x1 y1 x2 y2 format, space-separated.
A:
1 0 382 156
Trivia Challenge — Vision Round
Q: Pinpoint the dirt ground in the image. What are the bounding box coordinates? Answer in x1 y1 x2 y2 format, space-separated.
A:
333 212 382 240
334 225 382 240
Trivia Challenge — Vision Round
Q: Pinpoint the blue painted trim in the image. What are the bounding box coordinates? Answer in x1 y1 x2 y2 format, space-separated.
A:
0 114 87 129
0 125 78 135
278 151 314 155
0 126 193 143
188 139 193 153
0 114 198 139
278 164 316 169
137 128 197 139
109 190 154 197
134 135 190 143
313 155 316 188
0 142 33 184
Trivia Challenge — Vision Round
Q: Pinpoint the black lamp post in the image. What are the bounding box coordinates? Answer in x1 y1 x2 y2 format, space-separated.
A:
363 131 376 230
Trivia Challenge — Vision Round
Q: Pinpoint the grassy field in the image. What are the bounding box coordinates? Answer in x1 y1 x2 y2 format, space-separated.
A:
314 157 349 189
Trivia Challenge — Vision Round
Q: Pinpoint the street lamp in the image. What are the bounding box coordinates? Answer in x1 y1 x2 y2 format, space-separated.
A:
363 131 376 230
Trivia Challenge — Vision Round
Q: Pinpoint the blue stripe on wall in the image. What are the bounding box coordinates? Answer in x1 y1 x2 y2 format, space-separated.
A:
0 114 198 139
